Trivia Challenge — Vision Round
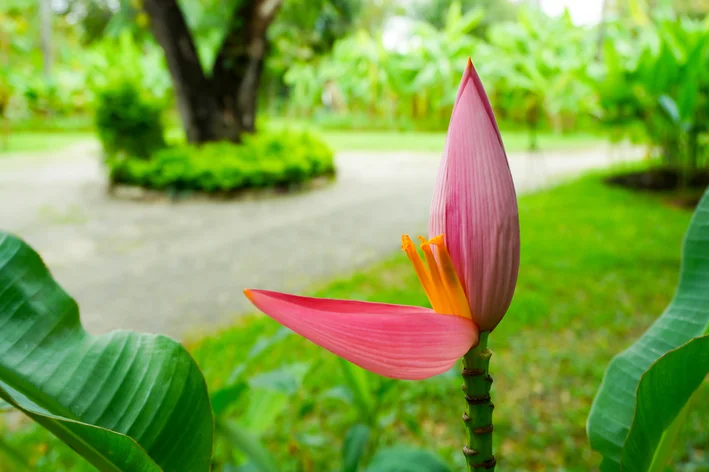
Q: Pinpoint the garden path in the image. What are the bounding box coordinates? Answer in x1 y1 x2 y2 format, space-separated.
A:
0 140 642 338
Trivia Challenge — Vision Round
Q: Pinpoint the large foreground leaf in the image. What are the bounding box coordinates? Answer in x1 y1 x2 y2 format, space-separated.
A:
622 336 709 470
0 233 214 471
587 189 709 471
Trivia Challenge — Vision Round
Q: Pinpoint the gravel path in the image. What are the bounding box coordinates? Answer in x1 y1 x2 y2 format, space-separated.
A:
0 140 641 337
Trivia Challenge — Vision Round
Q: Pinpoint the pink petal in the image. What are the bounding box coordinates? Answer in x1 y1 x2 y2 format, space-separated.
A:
430 59 520 332
454 58 503 149
244 290 477 380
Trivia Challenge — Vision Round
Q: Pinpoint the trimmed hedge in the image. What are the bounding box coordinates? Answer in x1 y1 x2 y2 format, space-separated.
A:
95 80 167 159
108 130 335 193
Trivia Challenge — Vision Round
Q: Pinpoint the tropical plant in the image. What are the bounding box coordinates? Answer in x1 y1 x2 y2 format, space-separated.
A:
208 328 308 471
0 7 28 146
210 328 451 472
280 3 604 138
86 32 173 103
0 232 214 471
404 2 484 121
594 16 709 176
283 1 483 130
588 187 709 471
482 8 597 149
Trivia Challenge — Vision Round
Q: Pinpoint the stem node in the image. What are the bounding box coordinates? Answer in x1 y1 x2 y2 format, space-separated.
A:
462 331 495 471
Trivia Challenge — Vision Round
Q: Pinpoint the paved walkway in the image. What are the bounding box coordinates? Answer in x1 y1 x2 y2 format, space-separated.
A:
0 140 641 338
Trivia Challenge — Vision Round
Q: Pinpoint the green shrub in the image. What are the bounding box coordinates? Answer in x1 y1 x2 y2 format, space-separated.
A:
94 80 166 159
108 130 335 193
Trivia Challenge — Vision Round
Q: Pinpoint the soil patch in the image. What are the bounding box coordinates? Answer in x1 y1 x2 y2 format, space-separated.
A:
108 173 336 203
605 167 709 209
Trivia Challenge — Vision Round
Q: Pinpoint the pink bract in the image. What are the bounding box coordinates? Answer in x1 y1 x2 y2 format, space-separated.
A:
429 59 520 332
245 290 477 380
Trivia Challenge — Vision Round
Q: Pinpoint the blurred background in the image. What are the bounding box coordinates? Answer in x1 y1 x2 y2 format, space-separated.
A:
1 0 708 470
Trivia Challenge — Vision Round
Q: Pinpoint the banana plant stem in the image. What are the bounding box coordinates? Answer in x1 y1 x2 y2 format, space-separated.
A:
461 331 496 471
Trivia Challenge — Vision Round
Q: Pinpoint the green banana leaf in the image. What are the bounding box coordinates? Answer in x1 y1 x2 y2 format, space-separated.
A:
587 189 709 471
0 232 214 471
623 336 709 471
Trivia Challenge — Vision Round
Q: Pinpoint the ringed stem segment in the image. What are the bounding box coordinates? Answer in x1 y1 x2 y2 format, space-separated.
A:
462 332 495 471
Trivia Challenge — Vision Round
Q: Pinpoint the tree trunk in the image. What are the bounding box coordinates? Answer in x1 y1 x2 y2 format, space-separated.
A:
39 0 53 79
144 0 282 143
212 0 282 134
527 101 540 152
143 0 235 143
596 0 608 60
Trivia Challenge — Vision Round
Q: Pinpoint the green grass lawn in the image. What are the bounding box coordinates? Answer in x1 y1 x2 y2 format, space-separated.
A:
1 174 705 471
0 132 93 155
3 128 601 155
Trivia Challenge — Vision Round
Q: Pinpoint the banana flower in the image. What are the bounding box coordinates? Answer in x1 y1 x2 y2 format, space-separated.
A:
244 59 519 381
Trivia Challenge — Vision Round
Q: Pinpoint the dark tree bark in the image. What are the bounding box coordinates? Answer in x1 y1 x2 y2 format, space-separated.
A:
212 0 282 133
143 0 282 143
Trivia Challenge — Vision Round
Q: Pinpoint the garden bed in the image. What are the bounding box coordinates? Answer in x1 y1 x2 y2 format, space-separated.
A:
606 167 709 209
106 130 336 198
108 173 335 202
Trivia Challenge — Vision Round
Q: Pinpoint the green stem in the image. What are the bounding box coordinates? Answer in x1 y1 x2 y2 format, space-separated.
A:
461 332 496 471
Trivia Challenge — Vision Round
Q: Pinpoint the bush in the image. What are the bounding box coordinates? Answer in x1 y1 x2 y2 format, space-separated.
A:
108 130 335 193
94 80 166 159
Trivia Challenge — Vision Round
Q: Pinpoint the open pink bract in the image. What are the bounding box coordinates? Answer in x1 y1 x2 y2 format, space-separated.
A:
430 59 520 332
245 290 475 380
243 59 519 380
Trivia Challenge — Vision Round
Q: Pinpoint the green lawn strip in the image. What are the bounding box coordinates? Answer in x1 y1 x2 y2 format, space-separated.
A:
319 129 606 153
0 132 93 155
262 116 607 153
2 175 705 471
1 128 602 155
168 124 606 154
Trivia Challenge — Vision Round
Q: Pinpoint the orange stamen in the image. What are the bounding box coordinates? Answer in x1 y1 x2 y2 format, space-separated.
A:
401 234 472 318
402 233 472 319
401 235 437 307
418 237 454 314
429 235 473 319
